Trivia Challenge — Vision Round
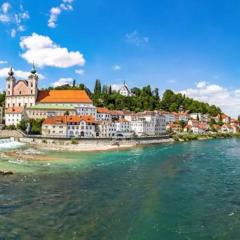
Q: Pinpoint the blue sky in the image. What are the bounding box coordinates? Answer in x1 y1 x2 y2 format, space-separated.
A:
1 0 240 116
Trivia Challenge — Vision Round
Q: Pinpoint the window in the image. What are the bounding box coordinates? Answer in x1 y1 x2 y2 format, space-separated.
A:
19 91 22 95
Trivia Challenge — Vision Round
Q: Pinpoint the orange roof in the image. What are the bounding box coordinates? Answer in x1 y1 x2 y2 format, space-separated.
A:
5 107 24 114
109 110 124 115
115 119 129 123
43 115 96 125
97 107 110 114
43 116 65 125
37 90 92 104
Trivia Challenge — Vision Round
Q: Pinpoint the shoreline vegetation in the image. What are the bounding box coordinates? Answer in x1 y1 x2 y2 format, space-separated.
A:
171 132 240 142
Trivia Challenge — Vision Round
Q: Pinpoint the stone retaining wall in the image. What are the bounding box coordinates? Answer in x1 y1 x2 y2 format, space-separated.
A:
19 136 173 146
0 130 24 138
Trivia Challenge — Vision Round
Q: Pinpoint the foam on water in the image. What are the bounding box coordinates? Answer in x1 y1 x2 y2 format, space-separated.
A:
0 138 25 149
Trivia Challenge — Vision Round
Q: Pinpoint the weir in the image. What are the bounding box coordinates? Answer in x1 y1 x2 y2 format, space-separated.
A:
0 138 24 149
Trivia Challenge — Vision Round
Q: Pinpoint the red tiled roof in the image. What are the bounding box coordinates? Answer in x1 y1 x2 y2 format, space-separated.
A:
43 115 96 125
5 107 24 114
109 110 124 115
37 90 92 104
97 107 110 114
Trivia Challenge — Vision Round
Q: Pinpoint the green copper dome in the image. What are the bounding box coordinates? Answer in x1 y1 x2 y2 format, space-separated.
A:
8 67 14 76
31 63 37 74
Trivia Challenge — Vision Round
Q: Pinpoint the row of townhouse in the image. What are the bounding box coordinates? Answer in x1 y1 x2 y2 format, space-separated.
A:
162 111 235 124
42 110 167 138
42 115 97 138
166 117 240 134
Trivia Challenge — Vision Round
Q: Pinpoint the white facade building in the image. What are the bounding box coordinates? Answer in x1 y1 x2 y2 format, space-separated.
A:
190 113 203 121
97 121 116 138
129 111 166 136
5 107 25 126
96 108 112 121
42 115 96 138
130 119 146 136
118 81 132 97
76 104 97 117
162 112 176 123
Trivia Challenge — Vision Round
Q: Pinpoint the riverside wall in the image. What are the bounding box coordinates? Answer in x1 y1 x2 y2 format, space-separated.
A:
0 130 24 138
18 135 172 146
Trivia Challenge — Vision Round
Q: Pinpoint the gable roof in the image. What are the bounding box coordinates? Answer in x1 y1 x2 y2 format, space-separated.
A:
37 90 92 104
43 115 96 125
97 107 110 114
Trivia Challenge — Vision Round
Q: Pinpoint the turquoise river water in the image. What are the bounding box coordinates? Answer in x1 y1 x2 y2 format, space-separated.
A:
0 138 240 239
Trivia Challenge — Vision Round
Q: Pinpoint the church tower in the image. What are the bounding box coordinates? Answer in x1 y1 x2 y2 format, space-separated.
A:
28 63 38 99
6 67 16 96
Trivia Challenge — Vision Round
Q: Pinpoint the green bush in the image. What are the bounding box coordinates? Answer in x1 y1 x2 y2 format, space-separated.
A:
5 125 16 130
71 138 78 144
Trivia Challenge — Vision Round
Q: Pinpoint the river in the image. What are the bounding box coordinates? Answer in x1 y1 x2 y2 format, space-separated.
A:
0 138 240 239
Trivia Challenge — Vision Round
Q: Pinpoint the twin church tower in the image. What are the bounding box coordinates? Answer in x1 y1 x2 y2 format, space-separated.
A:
5 65 39 110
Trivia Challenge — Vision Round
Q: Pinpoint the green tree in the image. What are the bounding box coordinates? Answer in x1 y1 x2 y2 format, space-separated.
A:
94 79 102 96
0 91 6 107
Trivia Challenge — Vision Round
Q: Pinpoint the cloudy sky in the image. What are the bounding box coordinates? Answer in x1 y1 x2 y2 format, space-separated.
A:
1 0 240 116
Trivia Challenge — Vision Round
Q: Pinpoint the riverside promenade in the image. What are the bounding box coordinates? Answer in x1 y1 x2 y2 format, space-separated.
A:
18 135 173 152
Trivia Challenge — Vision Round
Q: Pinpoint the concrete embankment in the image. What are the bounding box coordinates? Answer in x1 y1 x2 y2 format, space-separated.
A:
18 136 173 152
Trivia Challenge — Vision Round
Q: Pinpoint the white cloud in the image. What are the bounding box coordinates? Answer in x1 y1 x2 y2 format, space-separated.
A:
113 65 121 71
0 2 29 37
180 81 240 118
196 81 207 88
75 69 85 75
0 67 44 79
0 14 10 22
48 0 74 28
52 78 74 87
0 60 8 64
168 79 177 84
125 30 149 46
20 33 85 68
1 2 10 14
